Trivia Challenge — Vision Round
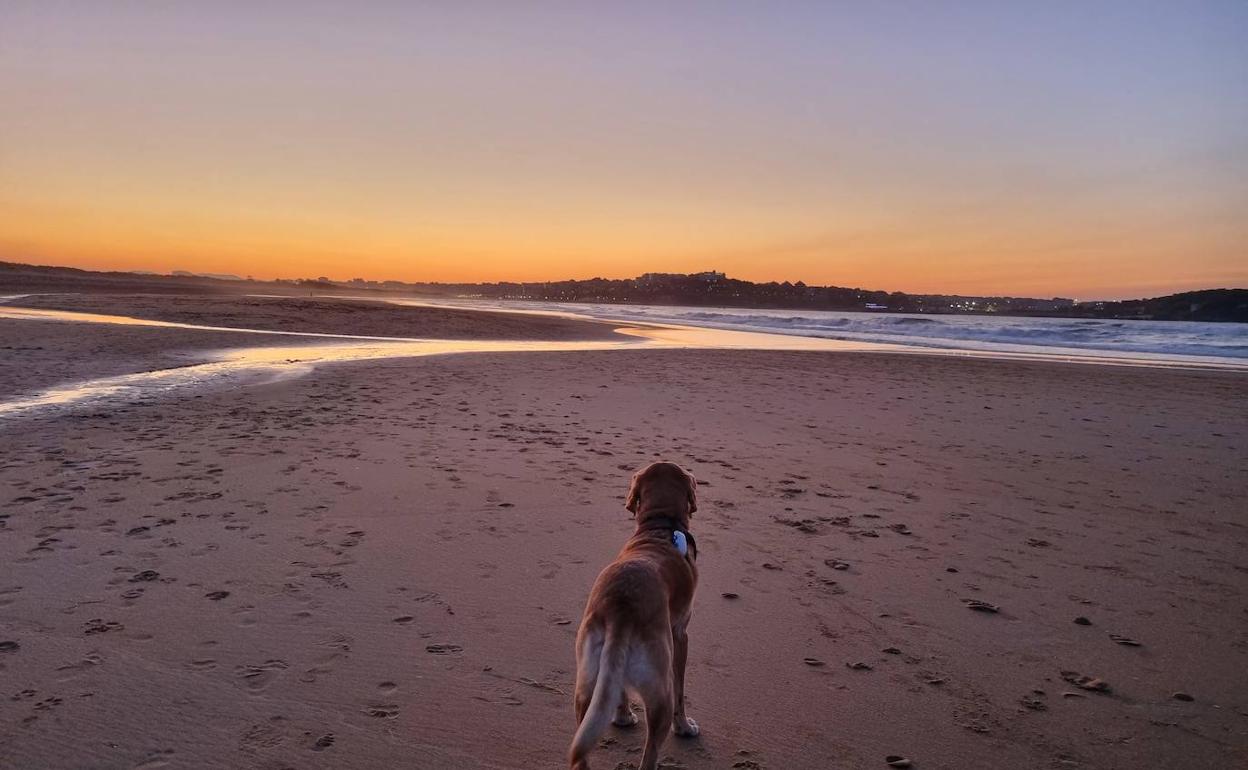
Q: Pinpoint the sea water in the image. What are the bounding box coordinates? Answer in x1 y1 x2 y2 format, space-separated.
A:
390 299 1248 364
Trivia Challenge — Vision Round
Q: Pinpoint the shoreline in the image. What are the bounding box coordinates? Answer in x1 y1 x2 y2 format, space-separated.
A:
9 292 1248 369
0 294 635 410
379 295 1248 365
2 296 1246 419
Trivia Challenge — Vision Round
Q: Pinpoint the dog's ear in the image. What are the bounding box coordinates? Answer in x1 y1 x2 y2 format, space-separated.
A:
625 471 641 514
685 470 698 516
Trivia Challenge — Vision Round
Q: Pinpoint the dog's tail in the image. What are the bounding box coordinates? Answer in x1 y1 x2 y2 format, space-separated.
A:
568 629 628 769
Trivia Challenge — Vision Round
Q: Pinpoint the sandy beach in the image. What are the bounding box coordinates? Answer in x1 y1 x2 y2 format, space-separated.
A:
1 296 1246 769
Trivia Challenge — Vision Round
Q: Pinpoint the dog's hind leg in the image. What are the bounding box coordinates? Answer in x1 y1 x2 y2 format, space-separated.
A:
573 629 603 726
638 685 672 770
634 639 673 770
569 628 625 769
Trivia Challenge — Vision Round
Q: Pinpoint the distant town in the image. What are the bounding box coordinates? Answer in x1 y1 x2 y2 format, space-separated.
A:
2 261 1245 322
328 269 1084 316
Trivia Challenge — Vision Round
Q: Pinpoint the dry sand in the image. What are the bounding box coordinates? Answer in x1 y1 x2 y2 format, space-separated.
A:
1 298 1246 769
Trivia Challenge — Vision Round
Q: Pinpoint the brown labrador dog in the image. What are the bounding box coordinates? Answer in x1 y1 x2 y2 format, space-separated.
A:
568 462 700 770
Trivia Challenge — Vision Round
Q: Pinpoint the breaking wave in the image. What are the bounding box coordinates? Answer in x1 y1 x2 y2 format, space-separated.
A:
417 299 1248 362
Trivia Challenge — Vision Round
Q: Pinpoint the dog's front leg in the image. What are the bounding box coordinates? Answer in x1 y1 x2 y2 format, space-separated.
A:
671 625 699 737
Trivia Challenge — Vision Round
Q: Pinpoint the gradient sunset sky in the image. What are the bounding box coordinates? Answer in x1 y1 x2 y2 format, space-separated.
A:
2 2 1245 299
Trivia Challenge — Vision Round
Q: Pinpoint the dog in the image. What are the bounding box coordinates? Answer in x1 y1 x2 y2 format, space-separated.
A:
568 461 700 770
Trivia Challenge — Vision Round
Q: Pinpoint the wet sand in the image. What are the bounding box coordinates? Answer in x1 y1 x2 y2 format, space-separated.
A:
5 293 624 342
0 295 624 399
1 301 1246 769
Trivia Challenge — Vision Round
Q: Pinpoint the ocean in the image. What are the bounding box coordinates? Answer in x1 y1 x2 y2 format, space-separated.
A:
394 298 1248 366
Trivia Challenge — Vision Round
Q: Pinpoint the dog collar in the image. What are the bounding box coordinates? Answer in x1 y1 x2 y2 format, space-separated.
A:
641 516 697 560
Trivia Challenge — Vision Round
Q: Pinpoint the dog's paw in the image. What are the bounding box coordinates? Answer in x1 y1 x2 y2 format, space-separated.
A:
612 708 638 728
673 716 699 737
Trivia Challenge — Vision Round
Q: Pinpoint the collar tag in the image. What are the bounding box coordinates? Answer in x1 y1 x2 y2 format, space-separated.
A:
671 530 689 557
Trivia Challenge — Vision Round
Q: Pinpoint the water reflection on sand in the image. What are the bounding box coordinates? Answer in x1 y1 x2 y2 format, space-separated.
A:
0 305 910 417
0 303 1242 418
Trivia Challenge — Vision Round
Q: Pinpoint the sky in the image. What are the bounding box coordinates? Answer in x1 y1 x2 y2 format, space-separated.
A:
2 2 1245 300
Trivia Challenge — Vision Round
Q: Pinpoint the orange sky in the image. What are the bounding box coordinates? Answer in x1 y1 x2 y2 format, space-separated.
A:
2 4 1245 300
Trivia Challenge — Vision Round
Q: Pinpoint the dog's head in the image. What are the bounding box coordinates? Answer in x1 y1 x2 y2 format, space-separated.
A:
625 462 697 524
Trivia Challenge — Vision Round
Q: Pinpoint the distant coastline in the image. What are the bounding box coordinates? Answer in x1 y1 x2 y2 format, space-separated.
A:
2 259 1245 323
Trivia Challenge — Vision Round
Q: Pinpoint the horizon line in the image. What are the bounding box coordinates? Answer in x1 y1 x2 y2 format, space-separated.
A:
4 258 1245 305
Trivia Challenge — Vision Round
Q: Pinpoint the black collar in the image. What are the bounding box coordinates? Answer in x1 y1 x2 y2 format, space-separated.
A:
639 516 697 561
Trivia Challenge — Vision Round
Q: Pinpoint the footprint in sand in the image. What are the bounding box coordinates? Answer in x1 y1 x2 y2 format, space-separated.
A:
83 619 124 635
134 749 176 769
0 586 22 608
238 722 287 753
322 634 352 652
963 599 1000 614
311 734 335 751
34 696 64 712
55 652 103 680
300 652 346 683
234 660 289 693
364 704 399 719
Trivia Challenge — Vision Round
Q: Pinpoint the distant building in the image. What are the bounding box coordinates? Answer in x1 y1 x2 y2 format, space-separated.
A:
1014 297 1077 312
639 270 726 283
